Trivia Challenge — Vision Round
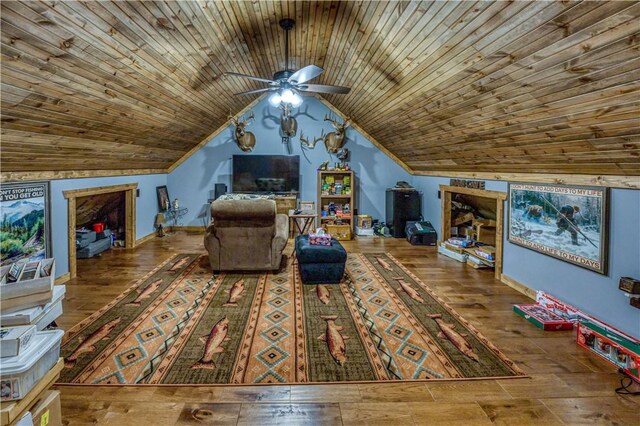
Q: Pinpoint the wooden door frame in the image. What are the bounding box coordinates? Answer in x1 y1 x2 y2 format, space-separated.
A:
63 183 137 278
439 185 507 280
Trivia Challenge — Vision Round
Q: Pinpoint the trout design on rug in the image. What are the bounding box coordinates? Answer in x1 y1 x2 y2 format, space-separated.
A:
125 279 162 307
222 279 245 307
316 284 331 305
428 314 479 362
191 316 230 369
376 256 394 271
393 277 425 303
64 318 121 368
318 315 349 366
168 257 189 272
57 253 524 385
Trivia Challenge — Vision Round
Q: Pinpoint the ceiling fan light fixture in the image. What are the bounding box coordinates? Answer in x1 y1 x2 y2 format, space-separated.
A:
280 89 296 104
268 92 282 107
290 92 303 107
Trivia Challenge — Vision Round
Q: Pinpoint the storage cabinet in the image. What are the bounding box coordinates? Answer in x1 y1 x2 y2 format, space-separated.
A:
318 170 355 239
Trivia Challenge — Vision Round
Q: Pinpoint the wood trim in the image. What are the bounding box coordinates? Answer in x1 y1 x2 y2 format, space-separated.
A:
125 189 136 249
63 183 138 199
440 184 506 280
65 183 137 278
67 195 76 279
500 274 537 300
1 169 166 183
312 95 413 174
439 185 507 200
54 272 71 285
166 94 268 173
168 226 206 232
135 232 157 246
417 171 639 189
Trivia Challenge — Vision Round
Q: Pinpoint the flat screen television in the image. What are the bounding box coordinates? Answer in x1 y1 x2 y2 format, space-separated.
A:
232 155 300 194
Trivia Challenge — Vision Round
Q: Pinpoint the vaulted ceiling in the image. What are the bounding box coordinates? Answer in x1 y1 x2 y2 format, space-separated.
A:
1 1 639 178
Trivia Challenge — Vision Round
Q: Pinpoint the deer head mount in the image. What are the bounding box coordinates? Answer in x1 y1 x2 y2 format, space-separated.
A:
323 114 351 153
229 113 256 152
280 103 298 137
299 132 323 149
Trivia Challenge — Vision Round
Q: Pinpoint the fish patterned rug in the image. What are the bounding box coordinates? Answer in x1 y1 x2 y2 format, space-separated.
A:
57 253 524 385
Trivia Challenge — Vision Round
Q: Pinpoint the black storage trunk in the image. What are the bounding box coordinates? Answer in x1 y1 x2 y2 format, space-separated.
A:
405 221 437 246
385 189 421 238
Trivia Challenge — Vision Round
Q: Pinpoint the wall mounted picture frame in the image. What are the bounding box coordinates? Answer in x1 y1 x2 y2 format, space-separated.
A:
508 183 609 275
0 181 52 266
156 185 170 211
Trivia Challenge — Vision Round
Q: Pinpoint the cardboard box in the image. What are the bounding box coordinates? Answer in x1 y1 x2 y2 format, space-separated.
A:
326 224 351 240
513 304 573 331
356 215 372 229
0 260 55 313
29 390 61 426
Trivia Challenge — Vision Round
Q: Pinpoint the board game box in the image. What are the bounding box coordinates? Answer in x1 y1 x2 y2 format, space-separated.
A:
513 304 574 331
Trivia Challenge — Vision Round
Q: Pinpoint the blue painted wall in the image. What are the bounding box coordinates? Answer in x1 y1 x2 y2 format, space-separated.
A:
412 175 640 338
49 174 167 278
168 96 411 226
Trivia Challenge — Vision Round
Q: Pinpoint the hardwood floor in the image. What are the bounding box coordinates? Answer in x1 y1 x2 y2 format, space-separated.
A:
55 232 639 425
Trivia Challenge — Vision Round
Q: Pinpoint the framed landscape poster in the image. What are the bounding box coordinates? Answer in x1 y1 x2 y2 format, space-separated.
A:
508 183 609 275
0 181 51 266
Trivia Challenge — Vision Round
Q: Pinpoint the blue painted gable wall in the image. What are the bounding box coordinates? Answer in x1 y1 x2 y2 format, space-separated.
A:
413 175 640 338
49 174 167 277
168 96 411 226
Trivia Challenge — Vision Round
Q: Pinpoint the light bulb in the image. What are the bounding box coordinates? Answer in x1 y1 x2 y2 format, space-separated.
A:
268 92 282 107
290 92 303 107
280 89 295 104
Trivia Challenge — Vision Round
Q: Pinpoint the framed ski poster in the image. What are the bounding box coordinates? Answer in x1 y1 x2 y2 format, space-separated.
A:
507 183 609 275
0 181 52 266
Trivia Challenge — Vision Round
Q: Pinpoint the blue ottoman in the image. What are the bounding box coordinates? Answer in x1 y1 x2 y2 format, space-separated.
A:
295 235 347 284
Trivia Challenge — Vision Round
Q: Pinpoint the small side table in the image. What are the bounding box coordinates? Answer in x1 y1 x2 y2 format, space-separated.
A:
288 209 317 238
165 207 189 230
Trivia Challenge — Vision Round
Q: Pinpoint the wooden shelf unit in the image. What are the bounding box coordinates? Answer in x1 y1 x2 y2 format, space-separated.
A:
318 170 355 238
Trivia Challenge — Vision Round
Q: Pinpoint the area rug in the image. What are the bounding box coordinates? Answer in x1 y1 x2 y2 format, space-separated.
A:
57 253 524 385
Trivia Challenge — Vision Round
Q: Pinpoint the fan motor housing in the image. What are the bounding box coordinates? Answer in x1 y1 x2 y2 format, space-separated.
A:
273 70 294 81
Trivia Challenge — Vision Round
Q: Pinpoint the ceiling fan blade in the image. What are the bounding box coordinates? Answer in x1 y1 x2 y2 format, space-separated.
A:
224 72 277 85
288 65 323 84
298 84 351 94
234 88 276 96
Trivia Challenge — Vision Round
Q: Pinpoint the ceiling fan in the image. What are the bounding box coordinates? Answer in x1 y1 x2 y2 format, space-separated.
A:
224 18 351 105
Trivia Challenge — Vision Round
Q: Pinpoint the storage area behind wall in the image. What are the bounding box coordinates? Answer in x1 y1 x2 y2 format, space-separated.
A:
439 185 506 279
76 192 125 243
450 193 497 246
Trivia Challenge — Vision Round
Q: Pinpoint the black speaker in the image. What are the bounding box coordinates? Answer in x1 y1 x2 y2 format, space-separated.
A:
214 183 227 200
386 189 422 238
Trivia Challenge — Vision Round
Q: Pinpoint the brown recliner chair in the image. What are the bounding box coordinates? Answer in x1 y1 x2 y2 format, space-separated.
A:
204 198 289 271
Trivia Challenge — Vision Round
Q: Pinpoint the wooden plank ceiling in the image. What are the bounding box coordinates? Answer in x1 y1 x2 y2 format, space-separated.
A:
1 1 639 176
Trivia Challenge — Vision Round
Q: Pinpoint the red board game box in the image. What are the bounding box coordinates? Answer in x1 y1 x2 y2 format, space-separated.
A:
513 304 574 331
577 321 640 382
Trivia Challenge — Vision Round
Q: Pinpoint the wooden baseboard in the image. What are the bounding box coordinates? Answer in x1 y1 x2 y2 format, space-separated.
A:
135 232 156 246
54 272 70 285
500 274 537 300
169 226 206 232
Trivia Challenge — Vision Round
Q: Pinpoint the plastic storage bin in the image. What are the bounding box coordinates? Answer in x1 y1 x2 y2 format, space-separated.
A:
0 330 63 401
